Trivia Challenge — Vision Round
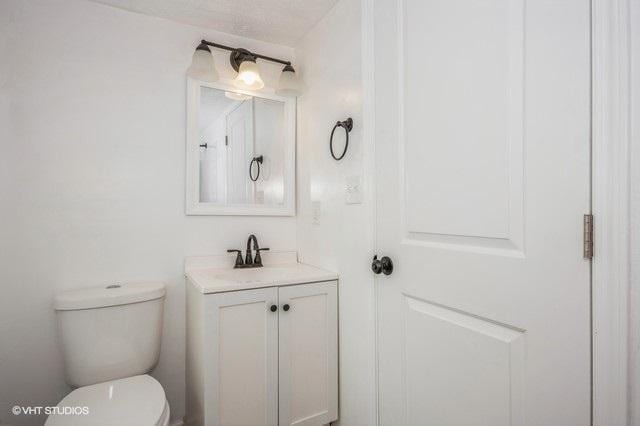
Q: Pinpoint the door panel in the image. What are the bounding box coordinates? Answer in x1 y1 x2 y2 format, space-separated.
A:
403 296 524 426
209 288 278 426
404 0 524 248
375 0 591 424
278 282 338 426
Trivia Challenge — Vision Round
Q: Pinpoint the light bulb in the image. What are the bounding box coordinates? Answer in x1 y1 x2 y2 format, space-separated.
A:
234 60 264 90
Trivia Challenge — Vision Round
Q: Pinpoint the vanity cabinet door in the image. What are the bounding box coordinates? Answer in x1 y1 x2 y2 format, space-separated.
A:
209 287 279 426
278 281 338 426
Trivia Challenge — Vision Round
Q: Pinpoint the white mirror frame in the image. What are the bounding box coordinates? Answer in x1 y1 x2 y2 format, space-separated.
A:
186 78 296 216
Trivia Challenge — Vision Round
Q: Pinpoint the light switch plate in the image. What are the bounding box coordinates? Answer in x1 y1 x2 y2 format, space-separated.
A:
345 175 363 204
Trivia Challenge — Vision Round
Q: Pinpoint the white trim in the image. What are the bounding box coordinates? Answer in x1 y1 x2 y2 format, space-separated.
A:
185 78 296 216
361 0 379 425
592 0 631 424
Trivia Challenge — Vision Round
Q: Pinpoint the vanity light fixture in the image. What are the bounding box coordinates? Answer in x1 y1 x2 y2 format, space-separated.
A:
187 40 301 96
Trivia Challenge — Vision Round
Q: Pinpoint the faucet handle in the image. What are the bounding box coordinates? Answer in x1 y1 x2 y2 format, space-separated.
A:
227 249 244 268
254 247 270 266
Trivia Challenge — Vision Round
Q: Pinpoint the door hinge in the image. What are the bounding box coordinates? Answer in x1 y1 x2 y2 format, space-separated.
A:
583 214 594 260
225 135 229 146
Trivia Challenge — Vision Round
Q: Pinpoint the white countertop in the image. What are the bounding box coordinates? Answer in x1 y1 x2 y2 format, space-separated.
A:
185 252 338 294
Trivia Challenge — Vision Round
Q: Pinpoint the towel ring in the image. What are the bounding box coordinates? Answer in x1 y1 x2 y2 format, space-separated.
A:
330 118 353 161
249 155 263 182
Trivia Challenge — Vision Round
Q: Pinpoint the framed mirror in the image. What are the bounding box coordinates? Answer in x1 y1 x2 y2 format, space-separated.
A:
186 79 295 215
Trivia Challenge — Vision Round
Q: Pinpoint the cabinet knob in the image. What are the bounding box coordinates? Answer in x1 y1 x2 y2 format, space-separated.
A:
283 304 290 312
270 304 277 312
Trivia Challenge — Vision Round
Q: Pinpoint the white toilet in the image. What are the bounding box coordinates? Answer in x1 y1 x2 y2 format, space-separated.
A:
47 282 169 426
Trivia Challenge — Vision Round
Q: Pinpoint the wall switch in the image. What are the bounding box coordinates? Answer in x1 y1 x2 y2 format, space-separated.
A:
345 175 363 204
312 201 321 225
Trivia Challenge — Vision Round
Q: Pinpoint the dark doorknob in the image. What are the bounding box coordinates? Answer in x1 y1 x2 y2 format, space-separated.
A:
282 304 290 311
270 305 277 312
372 255 393 275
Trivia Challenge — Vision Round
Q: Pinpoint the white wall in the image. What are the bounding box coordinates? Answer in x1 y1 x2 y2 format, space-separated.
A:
630 0 640 423
295 0 377 424
0 1 296 424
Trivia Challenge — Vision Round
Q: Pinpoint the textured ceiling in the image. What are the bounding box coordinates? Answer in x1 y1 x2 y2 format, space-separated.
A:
86 0 339 46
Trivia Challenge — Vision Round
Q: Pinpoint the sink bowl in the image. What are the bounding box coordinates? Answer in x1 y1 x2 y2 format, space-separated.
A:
211 266 293 285
186 263 337 294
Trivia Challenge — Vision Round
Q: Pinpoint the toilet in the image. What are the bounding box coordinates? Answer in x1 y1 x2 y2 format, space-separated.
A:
47 282 169 426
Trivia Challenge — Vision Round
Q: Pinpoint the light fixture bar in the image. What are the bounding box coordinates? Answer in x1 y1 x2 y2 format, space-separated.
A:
200 40 291 66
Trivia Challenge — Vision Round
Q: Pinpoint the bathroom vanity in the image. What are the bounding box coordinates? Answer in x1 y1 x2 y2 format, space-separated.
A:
185 252 338 426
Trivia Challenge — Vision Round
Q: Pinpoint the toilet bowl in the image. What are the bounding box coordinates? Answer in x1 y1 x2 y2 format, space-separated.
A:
49 282 168 425
45 375 169 426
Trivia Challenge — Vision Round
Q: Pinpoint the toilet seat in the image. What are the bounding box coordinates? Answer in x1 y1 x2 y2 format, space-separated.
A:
45 374 169 426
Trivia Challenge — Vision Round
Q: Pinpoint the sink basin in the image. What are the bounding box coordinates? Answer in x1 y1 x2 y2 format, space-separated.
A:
186 262 337 294
210 266 293 285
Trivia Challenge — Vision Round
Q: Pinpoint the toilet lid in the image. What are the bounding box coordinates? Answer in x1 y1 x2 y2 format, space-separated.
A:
45 375 168 426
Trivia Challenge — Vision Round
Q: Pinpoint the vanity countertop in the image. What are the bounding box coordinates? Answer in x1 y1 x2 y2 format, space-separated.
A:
185 252 338 294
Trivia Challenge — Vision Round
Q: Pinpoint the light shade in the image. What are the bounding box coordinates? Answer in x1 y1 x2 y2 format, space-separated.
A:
275 65 301 96
234 60 264 90
187 44 219 82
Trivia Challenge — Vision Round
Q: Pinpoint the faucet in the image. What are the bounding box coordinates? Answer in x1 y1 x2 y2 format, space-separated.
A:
227 235 269 269
245 234 259 265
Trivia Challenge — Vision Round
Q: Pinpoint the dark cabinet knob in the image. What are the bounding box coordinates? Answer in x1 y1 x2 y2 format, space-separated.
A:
371 255 394 275
283 304 290 311
270 305 277 312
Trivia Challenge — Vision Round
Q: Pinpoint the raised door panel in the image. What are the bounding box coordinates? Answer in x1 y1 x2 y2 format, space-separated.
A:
403 296 524 425
403 0 524 252
206 287 278 426
278 281 338 426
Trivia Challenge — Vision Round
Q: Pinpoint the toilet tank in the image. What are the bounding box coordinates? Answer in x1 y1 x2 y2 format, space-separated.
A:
54 282 166 388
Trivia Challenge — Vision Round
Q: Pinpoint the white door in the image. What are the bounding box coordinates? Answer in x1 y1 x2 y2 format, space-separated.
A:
209 288 278 426
226 99 254 204
374 0 591 425
278 282 338 426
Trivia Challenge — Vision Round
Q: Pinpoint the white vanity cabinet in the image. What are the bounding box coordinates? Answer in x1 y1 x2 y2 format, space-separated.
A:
185 258 338 426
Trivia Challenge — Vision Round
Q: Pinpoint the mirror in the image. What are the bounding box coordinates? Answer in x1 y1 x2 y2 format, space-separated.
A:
186 80 295 215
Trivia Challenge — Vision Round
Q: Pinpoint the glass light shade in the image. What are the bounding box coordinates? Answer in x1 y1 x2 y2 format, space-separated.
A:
187 49 219 82
275 68 301 96
234 60 264 90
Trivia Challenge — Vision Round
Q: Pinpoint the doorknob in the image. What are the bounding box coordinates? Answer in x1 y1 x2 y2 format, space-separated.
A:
372 255 393 275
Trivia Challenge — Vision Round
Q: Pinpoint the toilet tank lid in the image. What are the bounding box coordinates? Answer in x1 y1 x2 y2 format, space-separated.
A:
54 282 166 311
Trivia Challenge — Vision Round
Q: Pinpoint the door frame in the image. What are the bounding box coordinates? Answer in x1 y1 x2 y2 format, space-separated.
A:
591 0 632 424
362 0 633 424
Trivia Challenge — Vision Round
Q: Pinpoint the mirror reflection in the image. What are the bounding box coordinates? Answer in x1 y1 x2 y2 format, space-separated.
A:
198 87 285 206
